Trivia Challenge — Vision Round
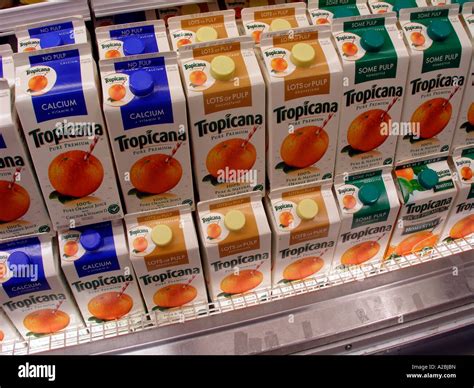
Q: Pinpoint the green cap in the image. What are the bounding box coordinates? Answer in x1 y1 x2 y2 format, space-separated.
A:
361 30 385 52
358 184 380 206
333 7 355 18
427 20 451 42
418 168 439 190
393 0 413 14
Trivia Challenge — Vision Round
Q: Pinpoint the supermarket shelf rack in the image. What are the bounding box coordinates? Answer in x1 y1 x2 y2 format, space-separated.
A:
1 237 473 355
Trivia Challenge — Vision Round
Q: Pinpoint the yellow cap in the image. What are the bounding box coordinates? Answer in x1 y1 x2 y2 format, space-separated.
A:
270 18 292 32
151 225 173 247
224 210 246 231
290 43 316 67
181 3 201 14
296 199 319 220
196 26 219 43
210 55 236 81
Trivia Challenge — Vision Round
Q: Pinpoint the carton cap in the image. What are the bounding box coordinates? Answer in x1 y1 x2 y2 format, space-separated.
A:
210 55 235 81
296 198 319 220
80 230 103 251
130 70 154 96
270 18 292 32
9 251 30 266
151 225 173 247
123 36 146 56
418 168 439 189
427 20 451 42
358 184 380 205
40 32 63 49
361 30 385 52
196 26 219 43
290 43 315 67
224 210 246 231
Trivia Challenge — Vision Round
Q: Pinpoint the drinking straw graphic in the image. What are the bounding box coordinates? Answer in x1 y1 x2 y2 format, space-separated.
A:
84 136 99 161
165 141 183 163
184 274 197 288
118 281 130 298
442 85 461 108
242 125 259 147
381 97 398 120
53 299 64 314
315 113 334 135
8 167 21 190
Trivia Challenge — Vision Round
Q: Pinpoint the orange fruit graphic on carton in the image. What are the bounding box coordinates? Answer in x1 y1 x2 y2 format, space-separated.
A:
153 284 198 308
88 292 133 321
341 241 380 265
0 181 30 223
23 309 70 335
206 139 257 178
220 270 263 294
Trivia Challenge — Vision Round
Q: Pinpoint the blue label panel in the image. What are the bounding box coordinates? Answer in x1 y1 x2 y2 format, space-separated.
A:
0 237 51 298
0 57 3 79
109 25 159 54
0 134 6 149
29 49 88 123
114 56 173 130
73 221 120 278
28 21 76 45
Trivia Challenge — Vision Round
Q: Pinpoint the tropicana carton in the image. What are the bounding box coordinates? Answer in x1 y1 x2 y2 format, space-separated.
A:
452 2 474 150
266 182 340 286
387 156 457 260
96 20 170 60
14 44 123 231
168 10 240 50
395 5 472 163
259 25 342 189
59 220 145 324
0 235 83 340
0 79 52 240
0 45 14 88
332 13 409 175
0 308 21 345
241 3 310 44
157 2 220 25
224 0 286 19
15 16 89 53
125 206 207 313
333 168 400 270
440 146 474 243
197 192 271 301
308 0 370 26
100 52 195 213
367 0 428 14
179 36 266 201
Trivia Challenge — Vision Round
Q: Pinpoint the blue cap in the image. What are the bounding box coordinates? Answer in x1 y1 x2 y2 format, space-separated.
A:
427 20 451 42
79 229 103 251
358 184 381 206
129 70 154 97
40 32 63 49
123 36 146 56
361 30 385 52
418 168 439 190
393 0 413 14
333 7 355 18
8 251 30 266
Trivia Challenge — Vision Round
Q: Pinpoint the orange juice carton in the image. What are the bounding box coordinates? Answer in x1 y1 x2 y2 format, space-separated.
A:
168 10 240 51
259 26 342 189
452 3 474 149
387 156 457 260
179 37 266 201
157 2 220 25
224 0 286 19
0 308 21 344
241 3 310 44
395 5 472 163
196 192 272 301
308 0 370 26
16 16 89 53
0 79 52 240
0 45 14 88
96 20 170 60
368 0 428 15
59 220 145 325
332 13 409 175
125 206 208 313
333 168 400 270
100 52 195 213
440 147 474 242
14 44 123 231
265 182 341 286
0 235 83 339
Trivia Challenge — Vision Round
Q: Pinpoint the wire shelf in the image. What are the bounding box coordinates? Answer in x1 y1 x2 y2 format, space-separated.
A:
1 236 473 355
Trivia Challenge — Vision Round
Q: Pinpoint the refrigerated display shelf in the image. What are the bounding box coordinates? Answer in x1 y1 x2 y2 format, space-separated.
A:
1 237 473 355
